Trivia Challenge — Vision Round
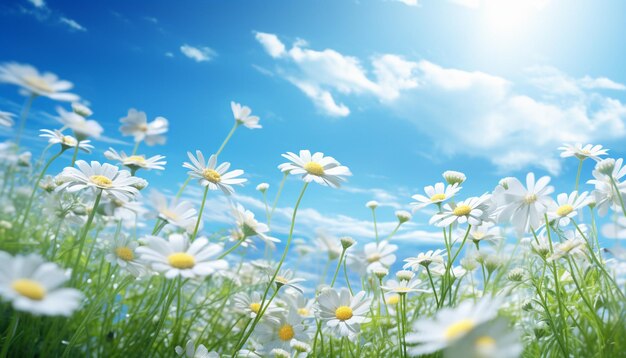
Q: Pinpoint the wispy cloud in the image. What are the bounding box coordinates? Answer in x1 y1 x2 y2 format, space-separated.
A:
60 17 86 32
255 32 626 174
393 0 420 7
179 44 216 63
27 0 45 8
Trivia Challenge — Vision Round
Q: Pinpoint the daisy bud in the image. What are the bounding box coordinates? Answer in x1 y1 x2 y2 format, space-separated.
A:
130 178 149 190
340 236 355 250
366 200 379 209
395 210 412 224
485 255 502 273
596 158 616 176
534 321 548 338
271 349 291 358
72 102 93 118
460 256 478 271
443 170 466 185
291 340 311 354
39 175 57 192
256 182 269 193
18 152 31 167
507 267 525 282
395 270 414 282
373 268 389 279
522 299 533 312
499 177 513 190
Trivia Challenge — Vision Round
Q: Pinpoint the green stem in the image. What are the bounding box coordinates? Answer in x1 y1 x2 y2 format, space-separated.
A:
330 249 346 287
574 158 583 193
175 176 192 199
343 256 353 295
191 185 210 240
425 266 439 306
18 149 65 235
609 176 626 217
70 141 80 166
70 190 103 281
269 172 288 225
215 122 240 158
15 94 35 148
131 140 140 155
0 313 19 358
371 208 379 243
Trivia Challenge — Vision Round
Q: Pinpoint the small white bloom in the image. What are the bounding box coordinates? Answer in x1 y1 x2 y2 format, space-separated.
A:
366 200 379 209
231 101 261 129
175 339 218 358
403 249 447 270
0 252 83 316
233 203 279 246
104 147 166 172
150 191 197 232
559 143 608 162
430 194 491 227
119 108 169 145
546 191 590 226
183 150 246 195
279 150 351 188
256 182 269 193
40 129 93 153
411 182 461 211
443 170 466 185
56 107 103 139
137 233 228 279
315 287 371 338
104 233 146 276
395 210 412 224
71 102 92 118
0 62 79 101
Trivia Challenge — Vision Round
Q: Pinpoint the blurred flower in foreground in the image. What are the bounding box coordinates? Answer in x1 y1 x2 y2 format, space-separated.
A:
119 108 169 145
0 62 79 101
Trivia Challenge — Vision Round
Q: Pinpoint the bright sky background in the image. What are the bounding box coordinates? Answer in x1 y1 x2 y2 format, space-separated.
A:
2 0 626 255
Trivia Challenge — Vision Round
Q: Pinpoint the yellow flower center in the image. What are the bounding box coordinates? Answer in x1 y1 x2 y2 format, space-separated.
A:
168 252 195 269
249 303 261 314
278 324 295 341
298 308 310 316
139 123 148 132
12 279 46 300
387 294 400 305
115 246 134 261
335 305 353 321
161 209 180 221
453 204 472 216
444 319 475 340
367 253 381 263
475 335 496 349
202 169 221 183
556 204 574 217
124 155 147 166
304 162 325 176
61 136 77 146
430 193 446 202
90 175 113 188
24 75 53 93
524 194 537 204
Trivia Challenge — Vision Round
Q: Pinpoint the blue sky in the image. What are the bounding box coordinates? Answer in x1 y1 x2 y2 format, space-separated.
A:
2 0 626 250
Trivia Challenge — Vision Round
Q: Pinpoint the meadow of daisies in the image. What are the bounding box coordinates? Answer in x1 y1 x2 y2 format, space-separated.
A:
0 61 625 358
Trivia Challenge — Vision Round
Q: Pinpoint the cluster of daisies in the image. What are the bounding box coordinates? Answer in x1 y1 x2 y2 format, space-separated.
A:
0 61 625 358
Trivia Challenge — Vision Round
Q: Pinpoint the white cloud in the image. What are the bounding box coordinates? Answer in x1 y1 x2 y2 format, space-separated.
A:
180 44 216 62
255 32 286 58
255 33 419 116
448 0 480 8
164 52 174 58
580 76 626 91
60 17 86 32
27 0 45 8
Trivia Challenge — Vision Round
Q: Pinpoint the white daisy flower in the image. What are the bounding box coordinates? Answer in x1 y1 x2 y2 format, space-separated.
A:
39 129 93 153
360 240 398 273
233 203 280 246
315 287 371 338
467 223 502 246
430 194 491 228
71 102 92 118
55 160 145 202
256 182 269 193
183 150 247 195
231 101 261 129
494 173 554 234
443 317 523 358
381 277 425 295
119 108 168 145
104 233 146 276
0 252 83 316
315 231 342 260
366 200 379 209
411 182 461 211
549 236 586 262
588 158 626 216
559 143 608 162
442 170 466 186
429 264 467 278
0 62 79 101
175 339 218 358
136 233 228 279
283 290 315 319
546 191 590 226
403 249 446 270
233 291 283 322
104 147 166 172
149 191 197 232
406 298 499 356
279 150 351 188
56 106 103 139
255 308 309 353
0 111 15 127
274 269 306 293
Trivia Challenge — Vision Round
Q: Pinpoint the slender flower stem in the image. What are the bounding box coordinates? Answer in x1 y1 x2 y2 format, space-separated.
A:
70 189 103 281
330 249 346 287
386 222 401 241
18 149 65 235
609 176 626 217
425 266 439 306
574 158 583 193
218 237 247 259
262 191 270 225
343 257 353 295
233 182 308 354
215 122 240 158
191 186 210 240
175 176 192 199
131 140 141 155
70 142 80 166
0 313 19 358
269 172 288 225
371 208 379 243
15 94 35 148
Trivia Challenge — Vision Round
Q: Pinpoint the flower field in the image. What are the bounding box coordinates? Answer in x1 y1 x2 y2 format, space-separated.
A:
0 61 625 358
